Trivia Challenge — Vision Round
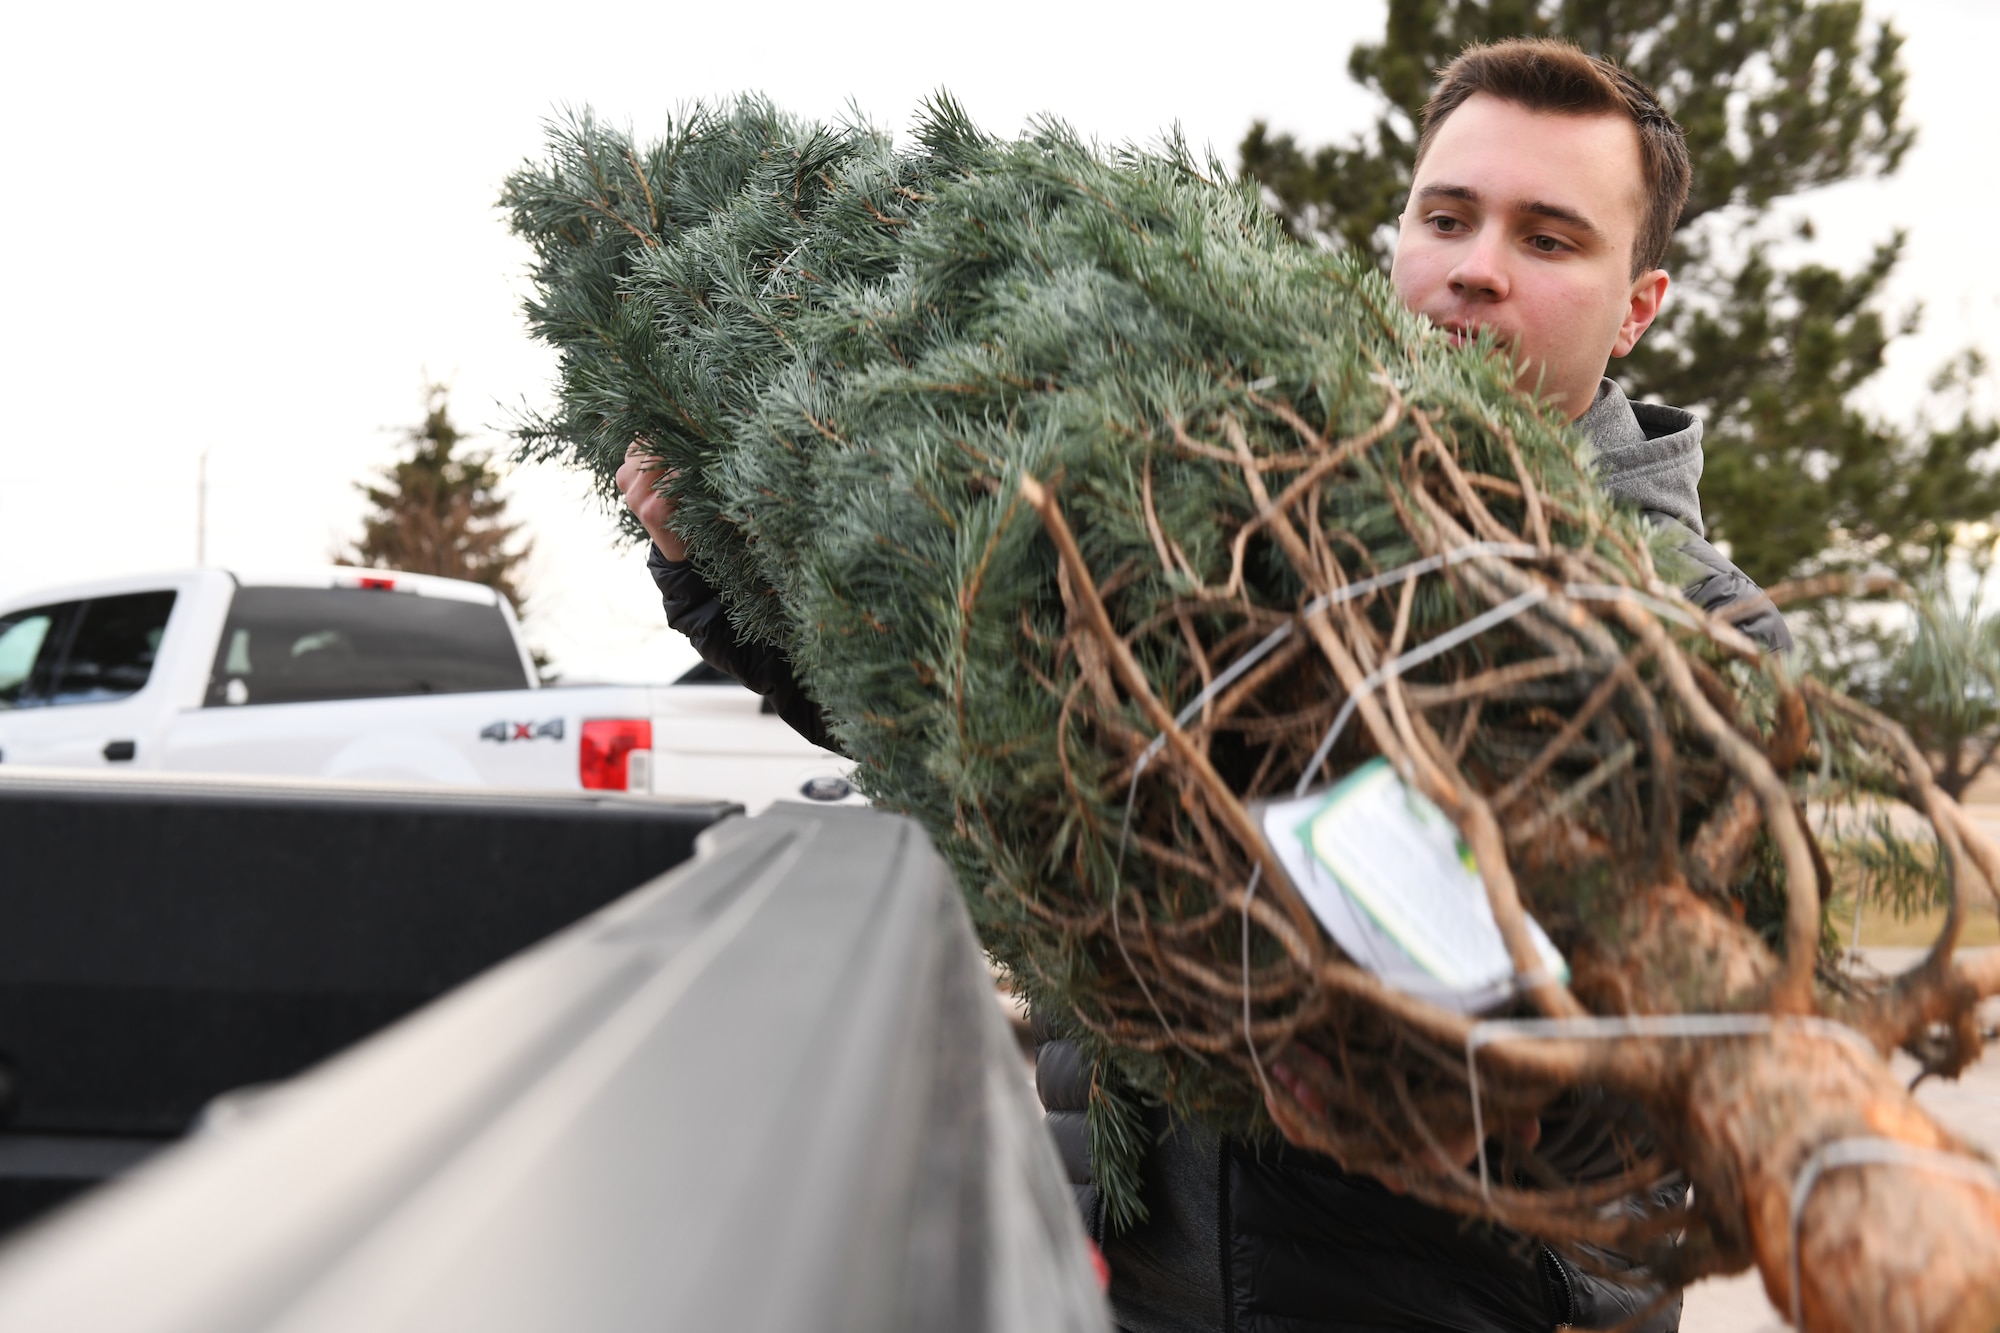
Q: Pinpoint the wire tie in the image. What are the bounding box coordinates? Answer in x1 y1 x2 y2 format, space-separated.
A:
1116 543 1540 867
1464 1015 1874 1202
1292 586 1548 798
1785 1137 2000 1332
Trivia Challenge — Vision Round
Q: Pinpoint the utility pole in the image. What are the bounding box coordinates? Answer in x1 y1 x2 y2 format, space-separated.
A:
196 447 208 565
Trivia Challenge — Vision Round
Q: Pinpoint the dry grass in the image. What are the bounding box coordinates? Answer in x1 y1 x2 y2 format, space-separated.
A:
1825 892 2000 949
1816 803 2000 949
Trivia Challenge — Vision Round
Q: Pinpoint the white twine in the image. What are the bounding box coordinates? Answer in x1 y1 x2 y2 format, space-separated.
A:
1240 863 1274 1103
1115 542 1541 868
1113 535 1736 862
1291 586 1549 798
1463 1014 1876 1201
758 241 808 296
1133 545 1542 782
1108 543 1554 1084
1786 1137 2000 1332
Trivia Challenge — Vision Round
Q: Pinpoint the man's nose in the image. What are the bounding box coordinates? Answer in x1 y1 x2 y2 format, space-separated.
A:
1446 231 1509 301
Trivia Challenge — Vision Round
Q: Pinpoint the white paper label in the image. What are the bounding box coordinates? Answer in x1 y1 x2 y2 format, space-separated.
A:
1258 759 1566 1014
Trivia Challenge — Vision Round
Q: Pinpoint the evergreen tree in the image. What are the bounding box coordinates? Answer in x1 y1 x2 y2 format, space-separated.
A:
348 383 532 609
1240 0 2000 586
504 103 2000 1313
1840 571 2000 802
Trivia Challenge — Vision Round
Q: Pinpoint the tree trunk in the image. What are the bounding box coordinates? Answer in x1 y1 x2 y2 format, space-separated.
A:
1584 878 2000 1332
1682 1028 2000 1333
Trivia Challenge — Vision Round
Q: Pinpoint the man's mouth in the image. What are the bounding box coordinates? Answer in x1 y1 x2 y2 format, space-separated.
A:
1438 321 1506 351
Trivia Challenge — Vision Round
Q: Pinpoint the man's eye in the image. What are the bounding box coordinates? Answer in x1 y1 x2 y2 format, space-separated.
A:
1528 235 1568 254
1429 216 1466 235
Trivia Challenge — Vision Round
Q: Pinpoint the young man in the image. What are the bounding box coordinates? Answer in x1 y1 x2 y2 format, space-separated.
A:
1382 39 1786 653
620 38 1786 1331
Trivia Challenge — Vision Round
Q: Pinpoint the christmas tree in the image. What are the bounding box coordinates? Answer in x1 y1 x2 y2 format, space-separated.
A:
506 100 2000 1331
348 382 532 608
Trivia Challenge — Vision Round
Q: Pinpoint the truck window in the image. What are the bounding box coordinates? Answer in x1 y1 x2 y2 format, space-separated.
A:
205 587 529 707
43 592 178 707
0 601 76 710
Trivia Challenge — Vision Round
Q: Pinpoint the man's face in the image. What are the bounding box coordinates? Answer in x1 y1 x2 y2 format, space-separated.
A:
1389 93 1669 421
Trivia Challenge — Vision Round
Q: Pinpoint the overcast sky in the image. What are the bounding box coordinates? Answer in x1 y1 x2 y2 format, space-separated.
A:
2 0 1993 681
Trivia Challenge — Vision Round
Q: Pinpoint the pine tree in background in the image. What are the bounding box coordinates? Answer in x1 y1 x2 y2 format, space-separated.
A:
1240 0 2000 587
348 383 532 609
1848 571 2000 802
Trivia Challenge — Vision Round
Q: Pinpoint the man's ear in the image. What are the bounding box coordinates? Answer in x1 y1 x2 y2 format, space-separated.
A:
1612 270 1670 358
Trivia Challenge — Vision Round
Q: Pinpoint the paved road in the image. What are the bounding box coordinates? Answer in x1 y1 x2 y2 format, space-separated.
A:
1682 948 2000 1330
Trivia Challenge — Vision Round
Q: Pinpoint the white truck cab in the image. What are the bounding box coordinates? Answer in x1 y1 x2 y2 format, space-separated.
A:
0 567 857 812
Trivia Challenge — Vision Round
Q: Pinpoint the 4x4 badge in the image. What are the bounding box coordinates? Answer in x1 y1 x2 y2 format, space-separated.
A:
480 719 565 743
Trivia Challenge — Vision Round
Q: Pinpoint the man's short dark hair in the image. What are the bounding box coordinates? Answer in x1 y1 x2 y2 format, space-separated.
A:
1414 37 1691 278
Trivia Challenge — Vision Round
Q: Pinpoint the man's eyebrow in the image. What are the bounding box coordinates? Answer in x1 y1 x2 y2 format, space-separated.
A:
1413 184 1606 242
1415 184 1480 205
1518 199 1605 240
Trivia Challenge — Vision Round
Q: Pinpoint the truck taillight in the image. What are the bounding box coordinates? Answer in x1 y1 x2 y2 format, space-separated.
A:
580 719 652 791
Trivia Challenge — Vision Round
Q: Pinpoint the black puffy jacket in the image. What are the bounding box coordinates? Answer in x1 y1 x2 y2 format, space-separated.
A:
646 544 843 754
1038 1036 1690 1333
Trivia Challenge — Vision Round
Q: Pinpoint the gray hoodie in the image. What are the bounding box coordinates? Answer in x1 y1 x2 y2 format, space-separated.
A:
1578 379 1792 653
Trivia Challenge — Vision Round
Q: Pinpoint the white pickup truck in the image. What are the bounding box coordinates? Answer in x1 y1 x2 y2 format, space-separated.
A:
0 566 857 812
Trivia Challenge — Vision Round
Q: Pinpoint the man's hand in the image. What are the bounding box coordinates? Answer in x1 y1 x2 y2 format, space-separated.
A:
616 441 688 561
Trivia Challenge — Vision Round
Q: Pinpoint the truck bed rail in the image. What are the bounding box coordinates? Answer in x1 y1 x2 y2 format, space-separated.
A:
0 801 1108 1332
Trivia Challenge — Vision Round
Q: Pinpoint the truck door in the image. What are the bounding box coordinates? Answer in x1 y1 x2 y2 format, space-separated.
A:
0 592 178 768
